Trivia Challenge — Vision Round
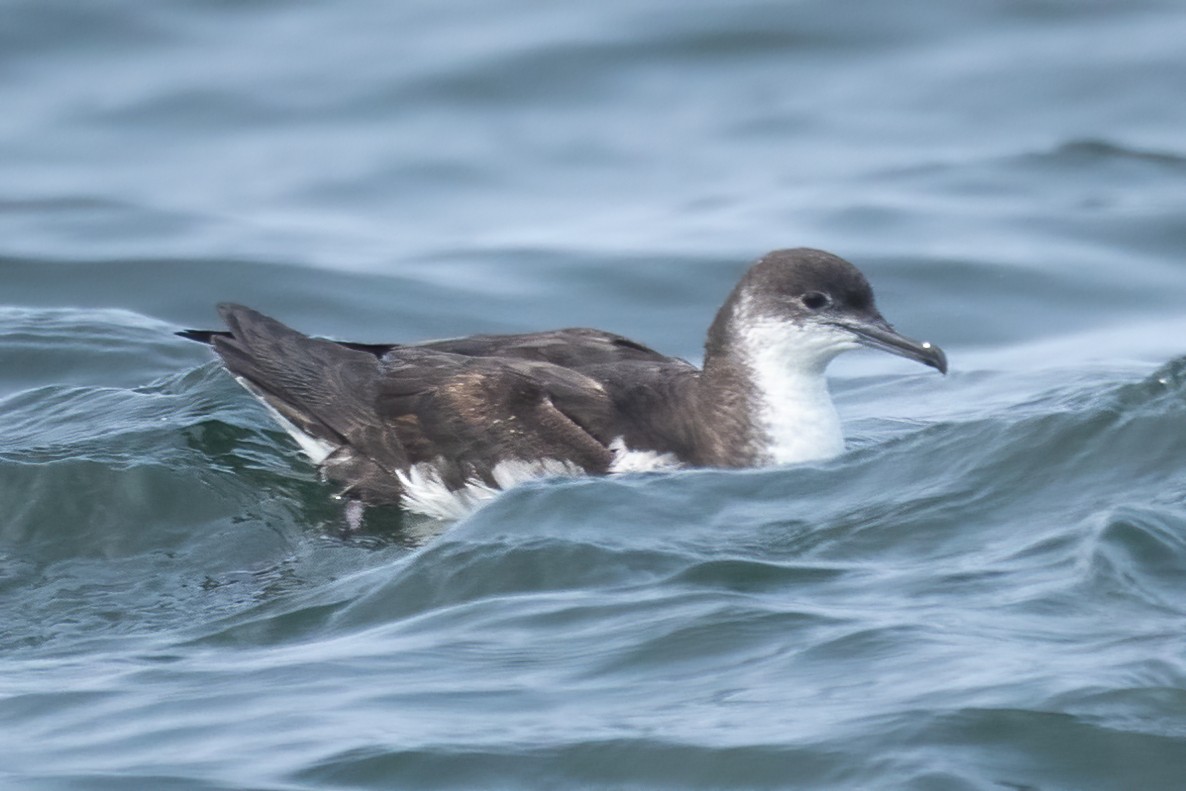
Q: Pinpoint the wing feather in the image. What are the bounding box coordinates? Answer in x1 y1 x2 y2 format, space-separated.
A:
202 306 625 502
376 350 616 488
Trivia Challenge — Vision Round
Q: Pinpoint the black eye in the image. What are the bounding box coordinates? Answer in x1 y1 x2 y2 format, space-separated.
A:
801 291 832 311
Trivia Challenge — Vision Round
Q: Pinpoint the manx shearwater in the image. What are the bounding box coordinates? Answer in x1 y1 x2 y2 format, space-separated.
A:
179 248 946 520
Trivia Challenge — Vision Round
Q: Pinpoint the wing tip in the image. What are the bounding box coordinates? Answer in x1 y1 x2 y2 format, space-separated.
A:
176 303 260 344
176 328 219 344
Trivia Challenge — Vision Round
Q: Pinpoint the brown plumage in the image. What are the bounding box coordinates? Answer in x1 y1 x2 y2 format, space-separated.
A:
179 249 946 518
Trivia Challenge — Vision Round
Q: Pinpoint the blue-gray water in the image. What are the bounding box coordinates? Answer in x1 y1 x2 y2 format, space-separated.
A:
4 1 1186 789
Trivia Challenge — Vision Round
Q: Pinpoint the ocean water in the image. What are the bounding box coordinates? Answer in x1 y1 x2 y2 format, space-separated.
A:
4 1 1186 788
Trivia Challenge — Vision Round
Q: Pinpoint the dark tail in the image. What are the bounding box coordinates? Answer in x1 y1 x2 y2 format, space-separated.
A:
185 303 410 501
179 304 385 441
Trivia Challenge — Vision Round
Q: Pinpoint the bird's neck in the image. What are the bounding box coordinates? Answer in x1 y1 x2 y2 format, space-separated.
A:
743 341 844 465
700 301 846 467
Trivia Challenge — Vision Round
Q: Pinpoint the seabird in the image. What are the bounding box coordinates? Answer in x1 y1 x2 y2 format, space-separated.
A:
179 248 946 521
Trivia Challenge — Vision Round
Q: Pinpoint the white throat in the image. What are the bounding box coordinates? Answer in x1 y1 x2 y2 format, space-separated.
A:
735 309 856 466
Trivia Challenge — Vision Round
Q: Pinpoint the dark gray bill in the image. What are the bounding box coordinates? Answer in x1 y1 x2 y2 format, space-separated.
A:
836 316 947 374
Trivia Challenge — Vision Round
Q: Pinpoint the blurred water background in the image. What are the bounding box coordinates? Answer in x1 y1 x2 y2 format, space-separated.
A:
3 1 1186 789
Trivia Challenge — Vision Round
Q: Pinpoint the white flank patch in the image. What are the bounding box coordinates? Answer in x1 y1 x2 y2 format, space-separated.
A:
396 463 496 521
397 458 585 520
234 376 338 464
489 458 585 489
608 437 682 474
735 299 857 466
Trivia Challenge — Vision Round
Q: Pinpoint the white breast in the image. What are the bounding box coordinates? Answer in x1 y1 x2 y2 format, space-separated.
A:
735 311 856 466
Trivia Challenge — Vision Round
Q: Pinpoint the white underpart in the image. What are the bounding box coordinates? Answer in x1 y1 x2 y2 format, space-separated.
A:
235 378 681 520
608 437 683 473
735 299 860 466
396 463 497 521
234 376 338 464
397 458 586 520
398 444 683 520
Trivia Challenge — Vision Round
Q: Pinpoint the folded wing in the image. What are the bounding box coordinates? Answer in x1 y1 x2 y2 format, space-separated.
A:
199 304 630 503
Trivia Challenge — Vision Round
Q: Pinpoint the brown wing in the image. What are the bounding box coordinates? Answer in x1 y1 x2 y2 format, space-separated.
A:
199 304 623 504
374 349 618 491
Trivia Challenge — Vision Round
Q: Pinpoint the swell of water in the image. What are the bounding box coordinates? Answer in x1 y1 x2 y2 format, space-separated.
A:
4 305 1186 788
